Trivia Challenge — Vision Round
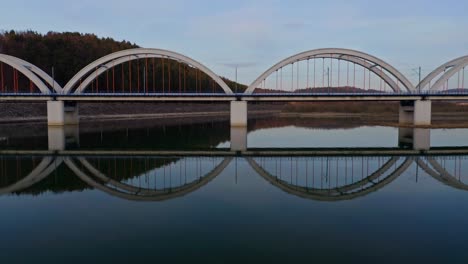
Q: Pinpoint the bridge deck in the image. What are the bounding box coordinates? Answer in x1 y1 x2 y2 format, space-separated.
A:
1 92 468 102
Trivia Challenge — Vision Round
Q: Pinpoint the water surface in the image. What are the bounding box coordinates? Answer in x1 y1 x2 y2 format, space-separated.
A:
1 117 468 263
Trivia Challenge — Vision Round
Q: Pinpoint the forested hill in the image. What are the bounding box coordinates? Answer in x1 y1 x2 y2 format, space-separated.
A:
0 30 246 92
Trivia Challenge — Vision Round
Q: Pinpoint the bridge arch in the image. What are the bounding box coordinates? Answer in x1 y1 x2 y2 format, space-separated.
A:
0 54 62 94
418 55 468 92
245 48 415 94
63 48 233 94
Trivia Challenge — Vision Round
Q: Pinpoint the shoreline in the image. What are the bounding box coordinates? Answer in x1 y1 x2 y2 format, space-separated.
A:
0 110 280 124
1 110 468 128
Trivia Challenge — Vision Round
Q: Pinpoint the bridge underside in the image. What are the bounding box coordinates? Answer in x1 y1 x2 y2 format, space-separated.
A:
43 96 437 127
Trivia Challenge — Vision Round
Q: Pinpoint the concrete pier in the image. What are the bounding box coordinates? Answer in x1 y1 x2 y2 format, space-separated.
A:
230 101 247 127
414 100 431 126
47 101 79 126
399 100 431 126
399 101 414 125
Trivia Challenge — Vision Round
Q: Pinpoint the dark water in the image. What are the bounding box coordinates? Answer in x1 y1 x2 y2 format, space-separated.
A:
1 117 468 263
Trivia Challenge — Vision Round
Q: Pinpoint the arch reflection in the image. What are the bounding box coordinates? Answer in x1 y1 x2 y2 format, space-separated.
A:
0 156 63 194
65 156 232 201
1 152 468 201
417 157 468 191
247 157 413 201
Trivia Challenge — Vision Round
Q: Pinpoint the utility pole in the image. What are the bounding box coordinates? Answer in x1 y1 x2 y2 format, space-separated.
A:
143 66 146 94
52 66 55 94
235 66 238 93
418 66 421 93
413 66 422 93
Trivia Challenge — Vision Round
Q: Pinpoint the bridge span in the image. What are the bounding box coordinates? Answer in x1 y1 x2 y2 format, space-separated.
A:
1 48 467 126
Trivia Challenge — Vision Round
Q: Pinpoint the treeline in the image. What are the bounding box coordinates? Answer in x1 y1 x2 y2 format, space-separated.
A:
0 30 246 93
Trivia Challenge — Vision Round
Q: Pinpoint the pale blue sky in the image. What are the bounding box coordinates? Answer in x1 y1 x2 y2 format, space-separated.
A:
1 0 467 84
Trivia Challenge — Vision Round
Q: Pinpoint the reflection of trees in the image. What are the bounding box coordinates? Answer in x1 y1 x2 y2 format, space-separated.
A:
66 157 232 201
1 155 231 201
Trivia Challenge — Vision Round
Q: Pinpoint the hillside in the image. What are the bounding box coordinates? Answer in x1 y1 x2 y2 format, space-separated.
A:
0 30 247 92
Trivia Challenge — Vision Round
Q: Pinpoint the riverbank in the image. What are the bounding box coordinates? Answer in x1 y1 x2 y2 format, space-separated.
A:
0 102 282 124
1 101 468 128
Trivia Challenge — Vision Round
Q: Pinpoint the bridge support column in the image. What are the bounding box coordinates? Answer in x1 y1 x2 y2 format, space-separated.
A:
399 101 414 125
399 100 431 126
414 100 431 126
230 101 247 127
48 125 80 151
230 126 247 151
47 101 79 126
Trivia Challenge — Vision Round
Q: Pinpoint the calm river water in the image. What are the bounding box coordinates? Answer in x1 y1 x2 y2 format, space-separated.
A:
1 117 468 263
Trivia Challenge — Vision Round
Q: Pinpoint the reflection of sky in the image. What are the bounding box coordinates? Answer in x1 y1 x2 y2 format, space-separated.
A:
247 126 398 148
218 126 468 148
219 125 398 148
431 128 468 147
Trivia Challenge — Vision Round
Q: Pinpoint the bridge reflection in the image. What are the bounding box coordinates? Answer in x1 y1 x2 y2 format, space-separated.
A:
46 124 432 151
1 151 468 201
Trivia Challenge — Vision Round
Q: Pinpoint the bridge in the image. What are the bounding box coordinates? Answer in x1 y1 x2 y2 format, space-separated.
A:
0 48 467 126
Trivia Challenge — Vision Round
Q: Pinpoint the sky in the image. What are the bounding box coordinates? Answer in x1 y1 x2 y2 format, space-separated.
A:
1 0 468 85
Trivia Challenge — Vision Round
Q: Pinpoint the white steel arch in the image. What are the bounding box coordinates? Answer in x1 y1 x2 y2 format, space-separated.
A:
425 57 468 92
418 55 468 91
245 48 415 94
311 54 400 93
0 54 61 94
2 55 63 93
64 48 233 94
76 54 165 94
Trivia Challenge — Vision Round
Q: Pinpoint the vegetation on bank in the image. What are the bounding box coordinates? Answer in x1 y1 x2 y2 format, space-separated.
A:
0 30 247 92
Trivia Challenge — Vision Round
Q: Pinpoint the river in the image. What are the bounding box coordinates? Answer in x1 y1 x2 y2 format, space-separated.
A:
1 116 468 263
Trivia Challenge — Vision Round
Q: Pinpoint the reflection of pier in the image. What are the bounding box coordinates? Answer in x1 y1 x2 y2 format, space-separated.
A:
1 149 468 202
44 125 432 152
